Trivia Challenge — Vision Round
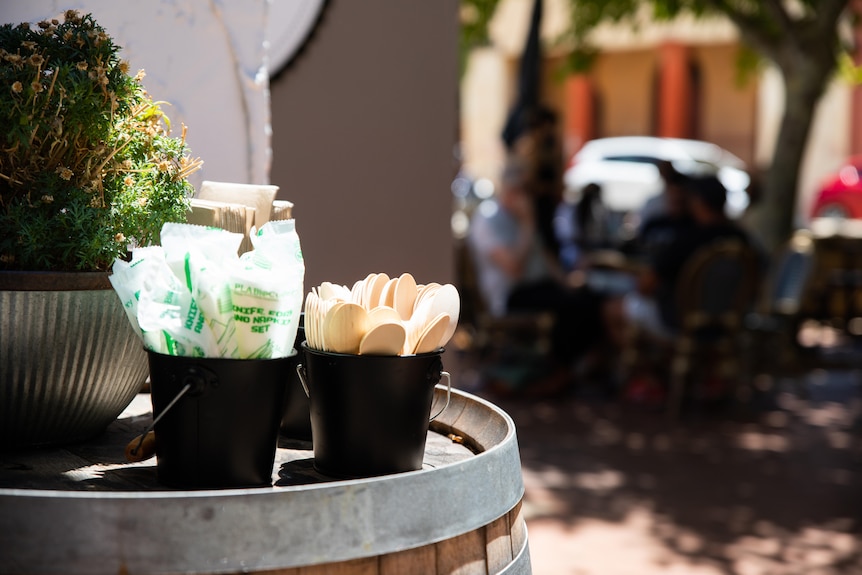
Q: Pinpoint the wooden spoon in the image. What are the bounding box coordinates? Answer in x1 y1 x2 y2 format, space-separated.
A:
310 292 336 351
307 291 326 350
424 283 460 347
358 321 406 355
366 273 390 310
304 292 317 348
412 312 450 354
414 282 441 312
350 278 366 305
318 282 340 301
323 302 369 354
393 272 418 320
379 277 398 308
358 273 375 308
319 301 341 351
367 305 402 327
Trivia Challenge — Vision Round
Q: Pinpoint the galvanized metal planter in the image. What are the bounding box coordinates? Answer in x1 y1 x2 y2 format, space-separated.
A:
0 271 148 451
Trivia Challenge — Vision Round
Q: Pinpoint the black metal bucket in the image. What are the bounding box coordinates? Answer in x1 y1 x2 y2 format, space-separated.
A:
146 350 294 489
298 343 450 479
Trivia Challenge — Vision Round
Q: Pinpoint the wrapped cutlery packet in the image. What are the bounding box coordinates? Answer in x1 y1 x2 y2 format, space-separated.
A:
110 220 305 359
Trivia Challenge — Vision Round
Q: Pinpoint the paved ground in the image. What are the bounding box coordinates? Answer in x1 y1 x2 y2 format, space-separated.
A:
450 349 862 575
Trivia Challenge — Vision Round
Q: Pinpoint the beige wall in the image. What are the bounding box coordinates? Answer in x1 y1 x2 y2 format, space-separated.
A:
269 1 459 290
592 50 658 137
694 44 757 165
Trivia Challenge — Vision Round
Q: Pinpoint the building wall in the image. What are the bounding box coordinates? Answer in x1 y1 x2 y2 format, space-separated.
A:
591 50 658 138
269 1 459 290
460 48 511 182
693 44 757 165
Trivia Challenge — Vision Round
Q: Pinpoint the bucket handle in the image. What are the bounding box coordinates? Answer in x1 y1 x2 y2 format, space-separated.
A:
296 365 451 423
296 363 310 398
128 381 191 458
429 371 451 422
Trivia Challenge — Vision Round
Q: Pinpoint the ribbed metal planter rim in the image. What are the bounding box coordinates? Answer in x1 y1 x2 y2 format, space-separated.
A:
0 270 113 291
0 273 147 450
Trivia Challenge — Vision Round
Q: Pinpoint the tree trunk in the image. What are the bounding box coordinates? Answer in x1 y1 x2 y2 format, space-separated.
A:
749 59 832 253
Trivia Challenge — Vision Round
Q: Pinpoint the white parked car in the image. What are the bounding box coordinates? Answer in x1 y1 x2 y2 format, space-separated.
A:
563 136 751 220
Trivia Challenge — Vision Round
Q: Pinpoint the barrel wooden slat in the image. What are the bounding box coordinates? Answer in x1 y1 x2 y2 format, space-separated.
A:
251 505 530 575
300 558 378 574
435 527 488 575
0 387 530 574
508 500 527 559
379 546 437 575
485 514 514 573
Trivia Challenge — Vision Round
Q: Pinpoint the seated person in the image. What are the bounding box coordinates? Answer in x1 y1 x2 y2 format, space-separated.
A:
553 183 610 273
632 161 695 259
469 158 615 394
622 173 755 338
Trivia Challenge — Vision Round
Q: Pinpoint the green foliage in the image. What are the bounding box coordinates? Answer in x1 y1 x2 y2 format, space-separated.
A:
459 0 503 75
838 52 862 85
0 11 202 271
734 44 762 88
565 46 598 74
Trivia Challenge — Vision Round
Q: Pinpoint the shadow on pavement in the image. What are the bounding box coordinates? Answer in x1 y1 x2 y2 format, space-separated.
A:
455 348 862 574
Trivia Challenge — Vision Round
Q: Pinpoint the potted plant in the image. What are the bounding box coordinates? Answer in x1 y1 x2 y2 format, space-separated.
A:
0 10 202 450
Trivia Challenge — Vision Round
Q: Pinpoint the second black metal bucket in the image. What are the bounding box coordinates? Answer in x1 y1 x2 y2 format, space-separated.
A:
147 351 294 489
298 343 449 478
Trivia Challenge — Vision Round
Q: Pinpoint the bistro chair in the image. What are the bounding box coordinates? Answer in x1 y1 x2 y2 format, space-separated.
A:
802 219 862 343
454 240 554 384
743 230 816 384
667 239 763 419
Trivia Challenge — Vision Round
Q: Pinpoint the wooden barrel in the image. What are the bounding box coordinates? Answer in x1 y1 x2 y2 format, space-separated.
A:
0 386 530 574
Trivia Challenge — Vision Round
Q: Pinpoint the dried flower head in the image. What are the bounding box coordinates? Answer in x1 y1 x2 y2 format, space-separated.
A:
0 11 201 271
